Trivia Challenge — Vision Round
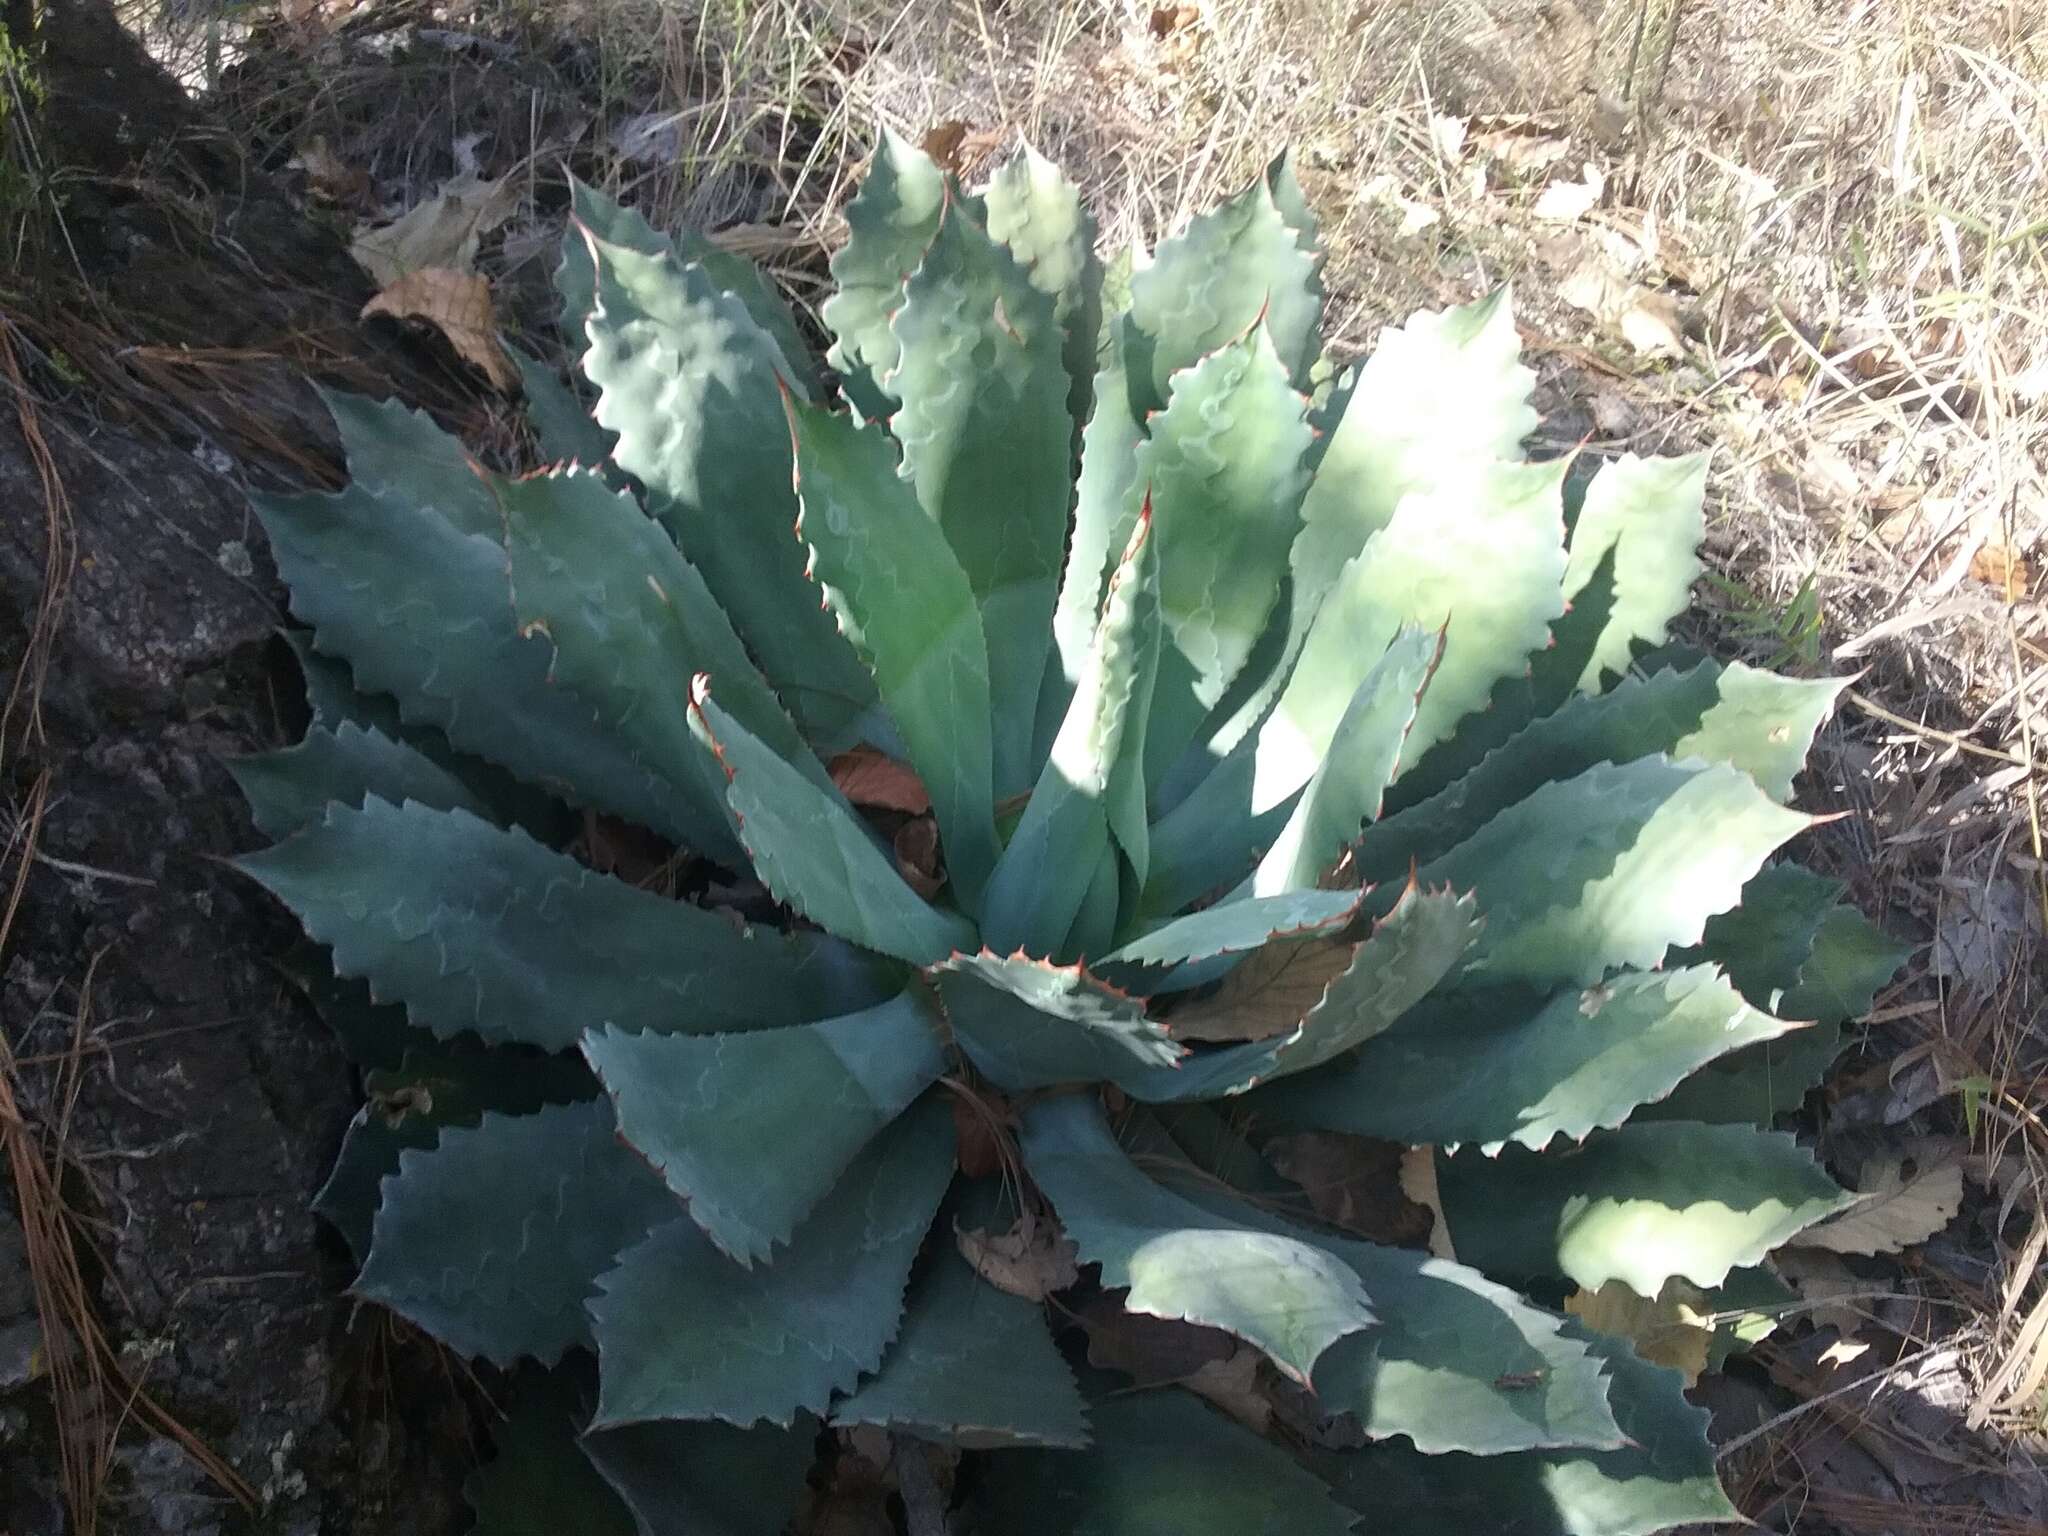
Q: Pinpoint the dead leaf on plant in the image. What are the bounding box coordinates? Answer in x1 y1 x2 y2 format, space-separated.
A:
361 268 517 392
1266 1131 1433 1249
351 171 519 287
1166 933 1354 1043
956 1212 1077 1301
892 818 945 899
829 746 932 815
1793 1142 1965 1256
1565 1279 1712 1386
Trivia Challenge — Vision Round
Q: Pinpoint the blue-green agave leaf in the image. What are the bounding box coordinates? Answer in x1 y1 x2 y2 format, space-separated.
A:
1438 1121 1855 1295
1019 1095 1376 1385
930 951 1181 1093
581 1416 816 1536
1102 888 1363 972
357 1099 675 1367
464 1372 636 1536
239 797 892 1050
1049 313 1148 703
583 989 947 1265
689 682 975 965
589 1097 955 1428
822 129 948 417
1564 453 1709 690
833 1240 1089 1449
506 340 619 474
230 722 492 842
789 396 1002 908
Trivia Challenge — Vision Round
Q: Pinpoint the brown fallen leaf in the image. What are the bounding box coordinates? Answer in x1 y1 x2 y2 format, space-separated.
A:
351 171 518 287
290 136 373 210
948 1086 1014 1181
1970 542 2031 601
1397 1144 1458 1262
1565 1279 1712 1386
921 120 971 174
1792 1141 1965 1256
362 268 517 392
1617 291 1687 358
892 817 945 899
1266 1131 1433 1249
956 1211 1078 1301
829 745 932 814
1532 164 1605 222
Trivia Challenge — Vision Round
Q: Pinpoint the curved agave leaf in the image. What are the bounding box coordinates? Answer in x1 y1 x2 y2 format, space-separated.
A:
1259 459 1568 811
931 951 1180 1093
833 1241 1089 1449
1102 888 1363 974
977 1389 1354 1536
822 129 949 418
257 394 730 852
1438 1121 1854 1294
1020 1095 1375 1385
1323 1327 1741 1536
689 683 976 966
1050 313 1148 702
582 1416 816 1536
231 721 492 842
584 990 946 1266
889 198 1075 798
589 1097 955 1429
1564 453 1709 690
1251 966 1803 1153
238 799 894 1050
981 142 1103 442
1424 755 1814 988
790 397 1003 908
1358 661 1846 884
357 1100 675 1367
582 233 875 747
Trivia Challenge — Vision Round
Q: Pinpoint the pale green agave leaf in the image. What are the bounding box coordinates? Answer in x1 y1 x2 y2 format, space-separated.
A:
1323 1327 1741 1536
256 394 728 852
833 1241 1089 1449
238 798 892 1051
1260 460 1567 812
1253 965 1803 1153
789 397 1002 909
981 142 1102 439
1051 314 1148 698
1019 1095 1376 1385
581 1416 816 1536
822 128 948 417
357 1100 675 1367
888 199 1074 797
584 990 946 1266
1425 755 1813 988
1358 660 1845 884
590 1097 955 1429
1564 453 1709 690
689 683 976 966
581 233 875 746
230 721 492 842
976 1390 1353 1536
1438 1121 1855 1295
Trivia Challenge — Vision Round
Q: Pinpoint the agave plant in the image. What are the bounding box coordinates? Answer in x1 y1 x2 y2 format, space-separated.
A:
233 136 1903 1533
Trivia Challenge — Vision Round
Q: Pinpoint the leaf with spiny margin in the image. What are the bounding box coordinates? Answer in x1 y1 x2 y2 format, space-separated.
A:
357 1100 674 1366
239 798 894 1051
582 234 875 746
981 142 1102 444
278 948 416 1070
1258 459 1567 812
976 1389 1353 1536
497 464 830 814
1250 966 1803 1154
257 394 725 850
1321 1326 1741 1536
1564 453 1708 691
833 1240 1089 1448
1138 324 1313 783
589 1097 955 1429
231 722 492 842
582 1416 816 1536
688 683 976 965
507 341 618 473
822 129 948 418
1422 755 1812 989
464 1371 636 1536
583 990 946 1266
1125 168 1322 410
789 398 1002 907
1358 662 1845 885
1135 733 1298 921
930 951 1180 1093
888 201 1073 798
285 628 398 732
1213 287 1537 755
981 514 1160 959
557 178 817 391
1253 626 1437 894
1019 1095 1376 1385
1437 1122 1854 1295
1103 889 1362 972
1049 316 1147 701
1150 1160 1622 1453
315 1039 595 1262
